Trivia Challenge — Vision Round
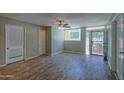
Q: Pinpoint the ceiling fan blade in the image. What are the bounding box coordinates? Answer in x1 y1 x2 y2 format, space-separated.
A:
64 25 71 28
63 24 71 28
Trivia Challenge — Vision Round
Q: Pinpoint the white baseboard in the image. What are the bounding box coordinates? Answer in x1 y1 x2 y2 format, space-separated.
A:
107 60 121 80
108 60 112 70
24 55 40 60
114 72 119 80
51 51 62 56
39 53 46 56
64 50 84 55
0 55 40 68
0 64 6 68
116 71 123 80
45 53 51 56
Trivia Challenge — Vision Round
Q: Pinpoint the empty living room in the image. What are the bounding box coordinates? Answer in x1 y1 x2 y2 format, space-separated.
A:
0 13 123 80
1 0 124 93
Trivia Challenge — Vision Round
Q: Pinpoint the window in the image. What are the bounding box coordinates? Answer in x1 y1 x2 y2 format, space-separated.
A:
64 29 81 41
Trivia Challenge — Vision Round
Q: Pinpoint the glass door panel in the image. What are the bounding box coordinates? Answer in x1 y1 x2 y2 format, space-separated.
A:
91 31 104 56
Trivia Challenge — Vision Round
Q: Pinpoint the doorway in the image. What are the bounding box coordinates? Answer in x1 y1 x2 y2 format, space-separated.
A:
91 31 104 56
5 24 24 64
39 29 46 55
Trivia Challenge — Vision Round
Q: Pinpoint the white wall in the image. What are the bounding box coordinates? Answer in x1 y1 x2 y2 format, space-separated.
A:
64 41 83 53
106 24 112 69
107 21 117 71
51 26 64 55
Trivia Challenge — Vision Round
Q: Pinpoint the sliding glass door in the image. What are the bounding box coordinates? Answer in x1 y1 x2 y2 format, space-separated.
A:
91 31 104 56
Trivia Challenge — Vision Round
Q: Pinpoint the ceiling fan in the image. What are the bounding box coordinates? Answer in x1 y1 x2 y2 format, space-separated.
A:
56 20 71 29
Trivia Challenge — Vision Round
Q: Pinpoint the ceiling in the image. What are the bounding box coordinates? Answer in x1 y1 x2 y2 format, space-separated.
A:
0 13 112 28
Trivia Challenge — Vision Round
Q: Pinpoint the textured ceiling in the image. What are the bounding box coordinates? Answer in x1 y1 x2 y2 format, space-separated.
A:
0 13 112 28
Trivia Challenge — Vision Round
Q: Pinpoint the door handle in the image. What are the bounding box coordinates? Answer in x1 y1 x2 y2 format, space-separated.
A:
120 52 124 54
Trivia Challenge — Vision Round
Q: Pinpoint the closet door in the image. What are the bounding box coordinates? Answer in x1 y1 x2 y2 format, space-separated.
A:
5 24 24 64
25 27 39 58
116 17 124 79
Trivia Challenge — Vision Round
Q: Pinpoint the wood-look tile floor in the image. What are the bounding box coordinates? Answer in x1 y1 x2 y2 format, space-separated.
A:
0 53 116 80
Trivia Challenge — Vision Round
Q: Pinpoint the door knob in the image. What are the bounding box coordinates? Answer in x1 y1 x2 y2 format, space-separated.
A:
6 48 9 50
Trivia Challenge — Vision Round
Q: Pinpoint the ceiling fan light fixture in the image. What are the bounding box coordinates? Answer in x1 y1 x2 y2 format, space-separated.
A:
56 20 71 30
58 26 63 30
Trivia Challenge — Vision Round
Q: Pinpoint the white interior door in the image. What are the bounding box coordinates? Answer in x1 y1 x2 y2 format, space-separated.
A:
116 18 124 80
5 24 24 64
39 29 46 55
